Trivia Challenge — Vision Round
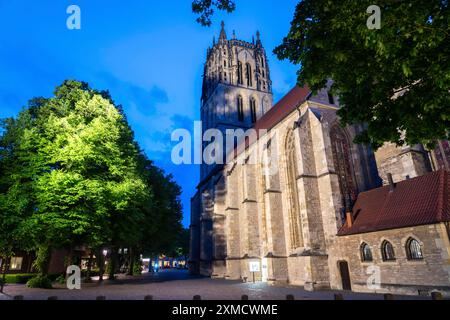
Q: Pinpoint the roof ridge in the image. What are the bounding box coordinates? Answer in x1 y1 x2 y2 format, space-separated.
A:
437 170 447 221
436 170 445 221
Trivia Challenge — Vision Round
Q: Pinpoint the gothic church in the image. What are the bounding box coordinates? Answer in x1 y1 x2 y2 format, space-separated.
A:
190 23 450 297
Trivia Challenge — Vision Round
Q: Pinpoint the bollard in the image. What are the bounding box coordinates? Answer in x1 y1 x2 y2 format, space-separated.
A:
193 295 202 301
431 292 443 300
384 294 395 300
286 294 295 301
13 295 24 300
241 295 249 300
144 295 153 300
96 296 106 301
47 296 58 300
334 293 344 300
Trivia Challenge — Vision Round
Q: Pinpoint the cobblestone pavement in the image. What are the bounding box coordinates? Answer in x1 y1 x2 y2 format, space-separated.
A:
0 270 424 300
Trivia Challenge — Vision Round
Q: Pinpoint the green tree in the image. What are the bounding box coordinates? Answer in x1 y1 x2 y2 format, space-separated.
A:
0 110 42 290
1 80 185 286
193 0 450 149
0 81 151 281
138 156 183 258
192 0 236 26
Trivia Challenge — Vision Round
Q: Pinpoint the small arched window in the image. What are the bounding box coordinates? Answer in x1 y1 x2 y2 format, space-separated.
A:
381 241 396 261
237 61 243 85
250 98 257 123
246 63 253 87
360 243 373 262
406 238 423 260
237 96 244 122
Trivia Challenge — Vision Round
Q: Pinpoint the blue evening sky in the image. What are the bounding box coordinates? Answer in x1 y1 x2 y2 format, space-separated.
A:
0 0 299 227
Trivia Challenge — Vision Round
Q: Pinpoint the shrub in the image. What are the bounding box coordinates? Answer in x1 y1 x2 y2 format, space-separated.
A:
4 274 36 284
26 276 52 289
133 261 143 276
55 275 66 285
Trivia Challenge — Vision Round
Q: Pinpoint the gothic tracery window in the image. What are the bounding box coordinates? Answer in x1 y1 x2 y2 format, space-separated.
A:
250 98 257 123
237 95 244 122
330 124 357 208
406 238 423 260
285 129 303 249
381 241 396 261
432 140 450 170
237 61 243 85
245 63 253 87
360 243 373 262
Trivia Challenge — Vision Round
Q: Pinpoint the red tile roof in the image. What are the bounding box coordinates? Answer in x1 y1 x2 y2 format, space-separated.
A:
254 85 311 132
227 85 311 160
338 170 450 236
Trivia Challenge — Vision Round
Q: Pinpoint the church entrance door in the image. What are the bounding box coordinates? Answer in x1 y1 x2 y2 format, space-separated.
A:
338 261 352 291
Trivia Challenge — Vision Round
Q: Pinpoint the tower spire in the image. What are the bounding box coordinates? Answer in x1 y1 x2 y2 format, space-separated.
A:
219 21 227 42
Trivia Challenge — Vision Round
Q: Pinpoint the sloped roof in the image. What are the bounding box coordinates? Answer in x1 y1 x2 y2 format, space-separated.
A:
338 170 450 236
254 85 311 132
227 85 311 160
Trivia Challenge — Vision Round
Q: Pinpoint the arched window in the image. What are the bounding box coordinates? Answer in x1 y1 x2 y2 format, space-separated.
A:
406 238 423 260
246 63 253 87
237 96 244 122
360 243 373 262
381 241 396 261
285 129 303 249
250 98 257 123
328 92 335 105
224 60 227 67
237 61 243 85
330 124 357 212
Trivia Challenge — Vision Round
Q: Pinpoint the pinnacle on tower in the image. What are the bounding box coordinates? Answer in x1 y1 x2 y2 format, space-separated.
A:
219 21 227 42
256 30 262 45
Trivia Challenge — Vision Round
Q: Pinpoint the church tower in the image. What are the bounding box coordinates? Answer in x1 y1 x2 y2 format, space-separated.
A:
200 22 273 179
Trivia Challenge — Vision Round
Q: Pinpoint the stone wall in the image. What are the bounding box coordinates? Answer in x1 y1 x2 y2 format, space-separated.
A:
330 223 450 296
375 143 431 185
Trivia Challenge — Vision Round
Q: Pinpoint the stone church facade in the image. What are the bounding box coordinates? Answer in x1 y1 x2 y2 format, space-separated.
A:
190 24 450 296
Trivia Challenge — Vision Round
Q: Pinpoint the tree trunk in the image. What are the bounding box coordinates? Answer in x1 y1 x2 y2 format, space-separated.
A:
96 250 104 283
64 246 74 279
35 245 51 276
85 252 94 283
109 247 118 280
0 257 10 293
127 248 134 276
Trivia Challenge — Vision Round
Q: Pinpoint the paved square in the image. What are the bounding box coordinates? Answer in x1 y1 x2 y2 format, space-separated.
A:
0 270 424 300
